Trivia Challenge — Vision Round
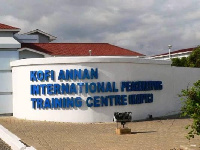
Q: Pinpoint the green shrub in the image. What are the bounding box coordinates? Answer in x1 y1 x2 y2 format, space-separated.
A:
171 57 188 67
180 80 200 139
172 46 200 68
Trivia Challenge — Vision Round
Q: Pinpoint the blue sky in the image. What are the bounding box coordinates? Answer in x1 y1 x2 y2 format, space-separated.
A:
1 0 200 55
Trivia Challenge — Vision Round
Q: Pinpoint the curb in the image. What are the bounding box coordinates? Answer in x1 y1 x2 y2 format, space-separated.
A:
0 125 36 150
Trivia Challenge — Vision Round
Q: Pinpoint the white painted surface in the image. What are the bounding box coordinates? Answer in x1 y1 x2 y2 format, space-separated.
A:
0 72 12 92
0 37 21 48
11 57 200 122
151 51 192 60
0 95 12 114
19 50 44 59
0 30 20 114
11 56 171 66
18 48 51 59
0 51 19 70
0 125 36 150
0 51 18 114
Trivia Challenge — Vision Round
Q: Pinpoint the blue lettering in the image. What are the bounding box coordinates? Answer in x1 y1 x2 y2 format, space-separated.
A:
105 82 112 92
75 97 82 107
37 98 43 109
66 70 73 80
66 97 74 108
74 69 82 80
77 83 84 93
37 71 44 81
47 84 53 95
97 82 105 93
108 95 115 106
101 96 108 106
51 70 55 81
30 71 37 81
54 84 61 94
31 85 40 95
53 98 62 108
91 68 98 79
89 82 96 93
115 95 121 105
148 94 153 103
44 98 51 108
58 70 65 80
44 70 50 81
112 82 118 92
31 98 37 109
85 83 89 93
94 96 100 107
82 69 90 79
70 83 77 94
63 98 66 108
40 84 46 95
61 83 69 94
121 82 126 92
86 97 93 107
121 95 127 105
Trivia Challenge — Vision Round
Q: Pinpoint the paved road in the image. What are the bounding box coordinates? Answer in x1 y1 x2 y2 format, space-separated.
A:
0 117 199 150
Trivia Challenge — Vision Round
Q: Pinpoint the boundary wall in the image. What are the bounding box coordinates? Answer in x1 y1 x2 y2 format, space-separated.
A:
10 57 200 122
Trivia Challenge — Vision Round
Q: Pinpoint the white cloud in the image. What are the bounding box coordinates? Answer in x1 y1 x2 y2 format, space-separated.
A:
0 0 200 55
0 15 30 32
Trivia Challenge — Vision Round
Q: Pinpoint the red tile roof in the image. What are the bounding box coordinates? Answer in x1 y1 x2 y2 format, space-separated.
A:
0 23 20 30
21 43 144 56
153 47 195 57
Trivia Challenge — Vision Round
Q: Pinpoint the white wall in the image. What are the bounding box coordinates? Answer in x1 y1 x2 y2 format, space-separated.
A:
0 51 19 114
0 32 20 48
10 57 200 122
0 30 20 114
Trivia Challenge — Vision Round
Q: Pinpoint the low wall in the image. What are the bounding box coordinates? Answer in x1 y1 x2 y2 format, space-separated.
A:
10 57 200 122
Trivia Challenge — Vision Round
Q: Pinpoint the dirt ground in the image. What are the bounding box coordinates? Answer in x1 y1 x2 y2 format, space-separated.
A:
0 117 199 150
0 138 11 150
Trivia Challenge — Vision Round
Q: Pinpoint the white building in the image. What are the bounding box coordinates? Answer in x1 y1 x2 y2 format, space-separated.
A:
0 23 200 123
0 23 20 114
150 47 195 60
0 23 144 115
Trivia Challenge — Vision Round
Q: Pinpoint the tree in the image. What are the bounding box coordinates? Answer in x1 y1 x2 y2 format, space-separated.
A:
180 80 200 139
171 46 200 67
171 57 188 67
187 46 200 67
180 57 188 67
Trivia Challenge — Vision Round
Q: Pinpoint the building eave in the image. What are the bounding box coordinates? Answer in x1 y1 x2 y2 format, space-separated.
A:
18 47 51 57
0 29 21 32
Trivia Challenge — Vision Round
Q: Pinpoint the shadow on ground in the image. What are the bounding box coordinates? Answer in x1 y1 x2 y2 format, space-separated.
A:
131 131 156 134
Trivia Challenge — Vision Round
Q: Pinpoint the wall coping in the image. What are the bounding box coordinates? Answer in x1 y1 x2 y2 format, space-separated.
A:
10 56 171 67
